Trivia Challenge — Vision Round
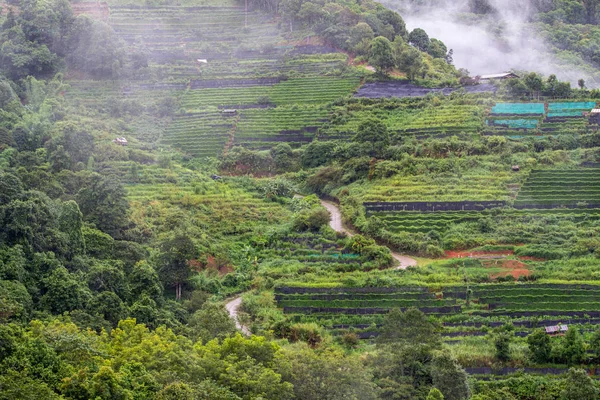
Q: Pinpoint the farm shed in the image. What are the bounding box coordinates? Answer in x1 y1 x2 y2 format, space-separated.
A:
545 325 568 335
113 137 128 146
590 109 600 124
478 73 520 82
222 109 238 115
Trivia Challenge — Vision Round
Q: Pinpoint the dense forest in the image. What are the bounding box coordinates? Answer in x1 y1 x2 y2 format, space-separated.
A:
3 0 600 399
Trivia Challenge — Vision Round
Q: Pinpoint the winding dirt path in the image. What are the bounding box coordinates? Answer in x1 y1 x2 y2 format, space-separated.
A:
320 200 417 270
225 198 418 332
225 296 250 336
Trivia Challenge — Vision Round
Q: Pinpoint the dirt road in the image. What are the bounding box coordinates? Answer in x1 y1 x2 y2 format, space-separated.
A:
225 198 419 333
225 296 250 336
320 200 417 270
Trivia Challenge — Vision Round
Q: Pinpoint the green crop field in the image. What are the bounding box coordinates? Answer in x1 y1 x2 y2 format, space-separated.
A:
516 169 600 206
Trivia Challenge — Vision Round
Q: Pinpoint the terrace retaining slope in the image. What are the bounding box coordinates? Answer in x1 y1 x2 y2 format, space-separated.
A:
356 81 497 98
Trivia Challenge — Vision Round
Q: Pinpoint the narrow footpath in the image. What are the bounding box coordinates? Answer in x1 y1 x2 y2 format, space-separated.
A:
320 200 417 270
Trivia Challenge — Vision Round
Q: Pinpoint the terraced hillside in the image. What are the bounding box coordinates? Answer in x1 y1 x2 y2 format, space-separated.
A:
485 101 597 137
274 284 600 348
64 1 360 159
516 169 600 207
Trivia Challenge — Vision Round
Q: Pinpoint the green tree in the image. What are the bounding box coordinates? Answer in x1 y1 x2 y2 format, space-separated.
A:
66 15 124 78
41 267 91 314
428 38 448 59
494 333 511 362
348 22 375 54
430 351 470 400
292 207 330 232
76 173 129 237
408 28 430 52
397 43 424 80
156 234 197 300
353 117 390 157
0 172 23 206
86 260 130 300
88 291 126 326
378 307 441 347
560 368 599 400
89 366 130 400
277 344 378 400
188 302 236 342
0 370 61 400
369 36 395 74
129 260 163 304
155 382 195 400
0 280 32 321
527 329 552 363
524 72 544 99
427 388 445 400
559 327 586 365
301 141 336 168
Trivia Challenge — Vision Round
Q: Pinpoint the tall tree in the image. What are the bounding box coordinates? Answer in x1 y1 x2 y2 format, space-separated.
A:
156 234 197 301
353 117 390 157
561 368 599 400
430 351 470 400
408 28 430 52
369 36 395 74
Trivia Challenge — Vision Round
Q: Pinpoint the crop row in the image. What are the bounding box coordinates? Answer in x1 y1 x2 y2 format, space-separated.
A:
277 299 455 308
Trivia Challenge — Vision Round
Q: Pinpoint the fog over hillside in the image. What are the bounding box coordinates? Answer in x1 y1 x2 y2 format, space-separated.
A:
380 0 599 86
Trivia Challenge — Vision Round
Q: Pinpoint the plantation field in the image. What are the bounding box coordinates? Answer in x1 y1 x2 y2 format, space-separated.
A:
372 208 600 233
321 101 484 138
179 77 360 111
485 101 596 137
109 4 282 60
162 112 234 158
234 106 329 149
275 284 600 341
126 178 293 237
516 169 600 207
338 169 514 203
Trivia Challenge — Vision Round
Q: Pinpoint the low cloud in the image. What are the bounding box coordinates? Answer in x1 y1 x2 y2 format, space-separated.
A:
381 0 599 86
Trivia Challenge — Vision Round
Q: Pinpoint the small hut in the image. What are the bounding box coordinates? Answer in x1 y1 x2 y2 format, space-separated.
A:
545 324 568 335
113 137 128 146
512 165 520 172
478 72 520 82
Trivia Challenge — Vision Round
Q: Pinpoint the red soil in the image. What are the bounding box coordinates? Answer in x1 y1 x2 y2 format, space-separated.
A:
482 259 532 280
445 250 514 258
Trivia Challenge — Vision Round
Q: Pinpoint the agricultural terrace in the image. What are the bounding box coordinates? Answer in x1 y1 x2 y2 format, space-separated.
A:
357 167 600 253
168 77 361 155
267 281 600 371
108 3 282 63
371 208 600 234
126 177 293 249
337 167 514 203
516 169 600 207
485 101 596 138
320 98 484 139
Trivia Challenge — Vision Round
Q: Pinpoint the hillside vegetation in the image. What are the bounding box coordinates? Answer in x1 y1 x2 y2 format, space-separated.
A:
3 0 600 399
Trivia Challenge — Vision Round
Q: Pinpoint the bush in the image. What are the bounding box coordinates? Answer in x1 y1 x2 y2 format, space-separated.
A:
292 207 331 232
341 332 359 348
288 323 323 347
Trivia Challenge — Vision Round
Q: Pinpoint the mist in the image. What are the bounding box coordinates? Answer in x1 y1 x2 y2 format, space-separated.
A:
380 0 599 87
